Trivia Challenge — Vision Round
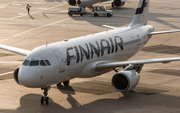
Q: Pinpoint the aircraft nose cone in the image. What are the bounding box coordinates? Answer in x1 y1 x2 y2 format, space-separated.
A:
77 0 81 4
19 69 35 87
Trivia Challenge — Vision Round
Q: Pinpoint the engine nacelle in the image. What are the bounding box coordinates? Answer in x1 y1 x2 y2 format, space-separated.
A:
112 0 125 8
112 70 140 92
68 0 77 6
14 67 21 85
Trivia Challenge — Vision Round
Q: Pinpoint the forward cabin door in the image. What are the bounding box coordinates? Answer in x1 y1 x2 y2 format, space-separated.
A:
53 49 65 73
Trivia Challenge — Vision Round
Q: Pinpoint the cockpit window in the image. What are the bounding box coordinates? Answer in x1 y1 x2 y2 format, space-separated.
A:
29 60 39 66
40 60 46 66
23 60 30 66
45 60 51 66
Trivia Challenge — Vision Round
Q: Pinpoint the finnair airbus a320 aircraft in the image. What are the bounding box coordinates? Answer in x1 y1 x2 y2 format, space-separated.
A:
0 0 180 105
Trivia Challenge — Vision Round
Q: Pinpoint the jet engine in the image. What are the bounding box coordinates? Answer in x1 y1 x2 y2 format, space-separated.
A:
14 67 21 85
112 70 140 92
112 0 125 8
68 0 77 6
68 0 82 6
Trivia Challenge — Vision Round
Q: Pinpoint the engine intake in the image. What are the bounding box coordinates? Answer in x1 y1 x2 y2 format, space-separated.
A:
68 0 77 6
77 0 81 4
112 70 139 92
14 67 21 85
112 0 125 8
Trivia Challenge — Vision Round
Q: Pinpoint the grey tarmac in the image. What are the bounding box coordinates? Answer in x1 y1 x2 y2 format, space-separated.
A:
0 0 180 112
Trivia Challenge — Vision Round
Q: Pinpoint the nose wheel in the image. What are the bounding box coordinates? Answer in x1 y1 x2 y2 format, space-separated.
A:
63 80 69 86
56 80 70 87
41 86 50 105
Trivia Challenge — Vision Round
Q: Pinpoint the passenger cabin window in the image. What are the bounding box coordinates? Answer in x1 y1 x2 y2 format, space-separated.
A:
29 60 39 66
45 60 51 66
40 60 46 66
23 60 30 66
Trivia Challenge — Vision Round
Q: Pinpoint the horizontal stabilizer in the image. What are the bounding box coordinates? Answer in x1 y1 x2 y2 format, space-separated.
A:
0 44 30 56
149 29 180 35
102 25 118 29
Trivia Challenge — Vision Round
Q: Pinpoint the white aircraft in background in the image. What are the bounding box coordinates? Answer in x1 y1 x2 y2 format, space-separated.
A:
68 0 125 8
0 0 180 105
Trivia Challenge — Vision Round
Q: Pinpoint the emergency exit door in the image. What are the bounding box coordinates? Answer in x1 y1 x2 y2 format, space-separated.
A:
53 50 65 73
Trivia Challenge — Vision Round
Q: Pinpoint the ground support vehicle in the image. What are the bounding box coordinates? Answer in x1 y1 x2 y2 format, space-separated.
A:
92 6 113 17
68 7 86 16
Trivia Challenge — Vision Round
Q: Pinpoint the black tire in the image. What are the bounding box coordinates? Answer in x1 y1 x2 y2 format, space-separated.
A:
46 97 49 105
63 80 69 86
41 96 44 105
80 13 83 16
57 82 61 86
68 13 72 16
94 13 98 17
107 13 111 17
111 2 114 8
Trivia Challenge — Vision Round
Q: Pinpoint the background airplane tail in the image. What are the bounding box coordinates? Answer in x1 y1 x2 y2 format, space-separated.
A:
130 0 149 26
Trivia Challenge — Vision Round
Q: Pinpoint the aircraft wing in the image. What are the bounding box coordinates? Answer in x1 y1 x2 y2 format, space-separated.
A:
95 57 180 71
102 25 118 29
149 29 180 35
0 44 31 56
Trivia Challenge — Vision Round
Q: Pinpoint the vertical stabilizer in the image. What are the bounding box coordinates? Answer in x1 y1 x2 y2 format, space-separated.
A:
130 0 149 26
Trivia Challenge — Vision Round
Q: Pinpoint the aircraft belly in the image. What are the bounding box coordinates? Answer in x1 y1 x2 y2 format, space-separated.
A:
78 0 99 7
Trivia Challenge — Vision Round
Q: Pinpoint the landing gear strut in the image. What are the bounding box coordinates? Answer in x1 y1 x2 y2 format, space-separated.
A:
63 80 69 86
57 80 70 87
41 86 50 105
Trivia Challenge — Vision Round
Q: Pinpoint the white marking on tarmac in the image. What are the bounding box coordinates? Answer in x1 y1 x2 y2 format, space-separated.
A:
59 10 68 12
0 3 11 7
39 8 47 10
0 18 10 20
0 71 14 76
0 61 22 64
0 6 5 9
9 2 67 20
33 2 44 4
11 3 22 6
0 18 70 42
0 2 17 9
18 13 26 15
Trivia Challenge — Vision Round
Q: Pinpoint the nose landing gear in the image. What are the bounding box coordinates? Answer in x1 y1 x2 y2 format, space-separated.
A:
41 86 50 105
57 80 70 87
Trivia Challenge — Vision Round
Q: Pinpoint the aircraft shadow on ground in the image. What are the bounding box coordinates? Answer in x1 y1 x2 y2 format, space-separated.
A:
1 68 179 113
54 80 116 95
69 7 134 27
0 85 178 113
147 69 180 77
141 45 180 55
69 7 180 29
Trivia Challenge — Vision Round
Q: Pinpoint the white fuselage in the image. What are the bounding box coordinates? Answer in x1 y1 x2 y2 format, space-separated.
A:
18 24 154 88
77 0 125 8
78 0 101 7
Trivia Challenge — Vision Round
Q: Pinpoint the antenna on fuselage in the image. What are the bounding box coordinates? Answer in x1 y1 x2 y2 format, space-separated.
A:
46 41 48 47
